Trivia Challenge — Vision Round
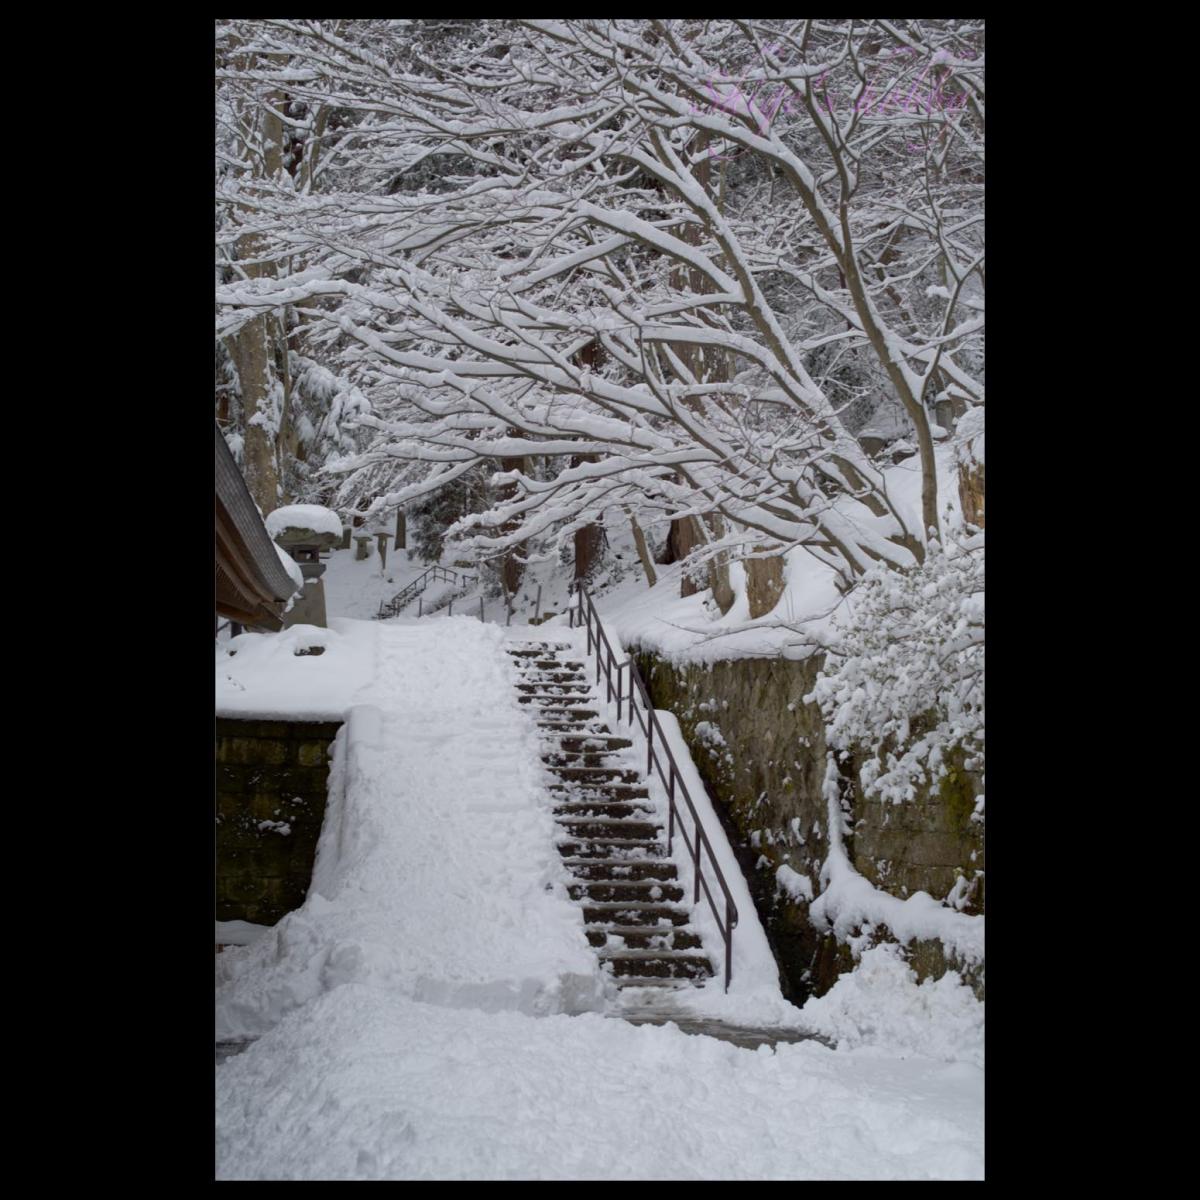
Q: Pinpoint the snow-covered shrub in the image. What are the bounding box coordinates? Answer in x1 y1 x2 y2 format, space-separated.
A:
807 527 983 810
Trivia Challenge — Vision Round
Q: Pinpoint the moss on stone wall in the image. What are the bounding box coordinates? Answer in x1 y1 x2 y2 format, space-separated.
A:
215 718 341 925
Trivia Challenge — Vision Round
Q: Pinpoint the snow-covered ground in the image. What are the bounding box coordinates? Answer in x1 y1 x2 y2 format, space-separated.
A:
216 504 983 1180
217 619 600 1042
217 977 982 1180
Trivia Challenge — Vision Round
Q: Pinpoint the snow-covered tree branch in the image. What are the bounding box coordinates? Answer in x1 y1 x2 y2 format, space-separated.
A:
216 18 983 588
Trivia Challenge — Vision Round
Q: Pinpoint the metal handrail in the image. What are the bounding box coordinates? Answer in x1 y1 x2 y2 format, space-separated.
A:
377 564 475 620
569 583 738 990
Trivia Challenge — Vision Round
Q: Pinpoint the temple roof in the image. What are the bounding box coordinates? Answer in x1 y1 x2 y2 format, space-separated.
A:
215 424 299 630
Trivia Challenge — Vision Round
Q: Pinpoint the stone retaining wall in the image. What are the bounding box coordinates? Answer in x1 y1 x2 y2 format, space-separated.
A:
633 651 983 1001
215 717 342 925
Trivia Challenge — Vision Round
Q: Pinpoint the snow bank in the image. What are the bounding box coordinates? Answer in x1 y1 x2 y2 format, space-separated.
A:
216 619 379 721
217 984 984 1180
216 620 601 1040
265 503 343 540
812 757 984 966
798 945 983 1068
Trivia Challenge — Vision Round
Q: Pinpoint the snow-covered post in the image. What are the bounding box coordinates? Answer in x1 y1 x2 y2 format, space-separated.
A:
375 531 389 572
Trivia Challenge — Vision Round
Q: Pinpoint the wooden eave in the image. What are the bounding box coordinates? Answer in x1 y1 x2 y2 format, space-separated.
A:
214 423 298 630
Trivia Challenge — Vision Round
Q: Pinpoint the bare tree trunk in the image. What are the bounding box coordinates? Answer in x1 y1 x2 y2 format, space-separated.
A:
225 47 288 516
668 512 706 596
627 509 657 588
498 440 528 595
573 522 603 585
957 432 985 529
745 548 786 618
227 308 280 516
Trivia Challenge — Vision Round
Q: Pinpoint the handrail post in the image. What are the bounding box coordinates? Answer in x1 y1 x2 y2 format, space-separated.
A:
646 710 653 776
725 901 733 990
667 765 676 854
693 829 702 903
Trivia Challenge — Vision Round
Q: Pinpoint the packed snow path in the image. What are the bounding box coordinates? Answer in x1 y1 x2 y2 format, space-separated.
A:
510 641 713 988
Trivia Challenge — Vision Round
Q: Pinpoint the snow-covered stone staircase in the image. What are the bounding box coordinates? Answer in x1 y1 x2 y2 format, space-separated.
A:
507 641 714 990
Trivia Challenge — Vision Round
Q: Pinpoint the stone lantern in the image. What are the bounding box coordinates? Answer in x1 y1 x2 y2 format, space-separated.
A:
267 505 342 628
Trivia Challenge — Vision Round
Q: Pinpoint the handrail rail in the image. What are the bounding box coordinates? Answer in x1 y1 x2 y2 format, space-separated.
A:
377 564 475 620
568 583 738 990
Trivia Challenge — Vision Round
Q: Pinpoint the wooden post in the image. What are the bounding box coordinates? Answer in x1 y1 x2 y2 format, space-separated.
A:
394 510 406 550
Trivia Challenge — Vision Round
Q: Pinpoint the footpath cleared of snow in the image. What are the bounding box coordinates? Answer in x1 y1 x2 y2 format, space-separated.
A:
216 618 599 1041
216 982 983 1180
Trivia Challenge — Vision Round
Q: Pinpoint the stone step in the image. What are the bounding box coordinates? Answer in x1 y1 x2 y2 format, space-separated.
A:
542 735 633 753
612 976 708 990
568 880 685 903
601 952 713 980
585 927 704 951
553 800 657 820
531 707 601 721
581 903 691 926
507 646 571 658
543 751 629 770
565 860 678 882
556 817 661 841
516 683 592 697
547 766 642 786
557 840 664 860
536 719 608 731
515 671 589 685
549 783 651 802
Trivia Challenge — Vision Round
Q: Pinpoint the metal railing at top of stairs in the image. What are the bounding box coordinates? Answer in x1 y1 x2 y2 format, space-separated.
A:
377 564 476 620
568 583 738 990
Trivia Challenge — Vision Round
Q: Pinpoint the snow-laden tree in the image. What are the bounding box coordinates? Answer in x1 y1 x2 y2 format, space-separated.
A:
215 19 374 512
807 521 984 810
216 19 983 585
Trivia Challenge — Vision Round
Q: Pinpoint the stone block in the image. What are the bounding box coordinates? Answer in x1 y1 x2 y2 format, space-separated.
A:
217 718 293 740
219 737 289 766
296 741 331 768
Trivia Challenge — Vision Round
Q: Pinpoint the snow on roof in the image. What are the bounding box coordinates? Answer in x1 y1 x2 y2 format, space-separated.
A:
266 504 344 541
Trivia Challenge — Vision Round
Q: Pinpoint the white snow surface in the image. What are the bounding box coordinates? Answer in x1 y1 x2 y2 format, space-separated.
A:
217 983 982 1180
265 503 344 540
215 550 983 1180
797 944 984 1069
216 618 600 1041
217 620 378 721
